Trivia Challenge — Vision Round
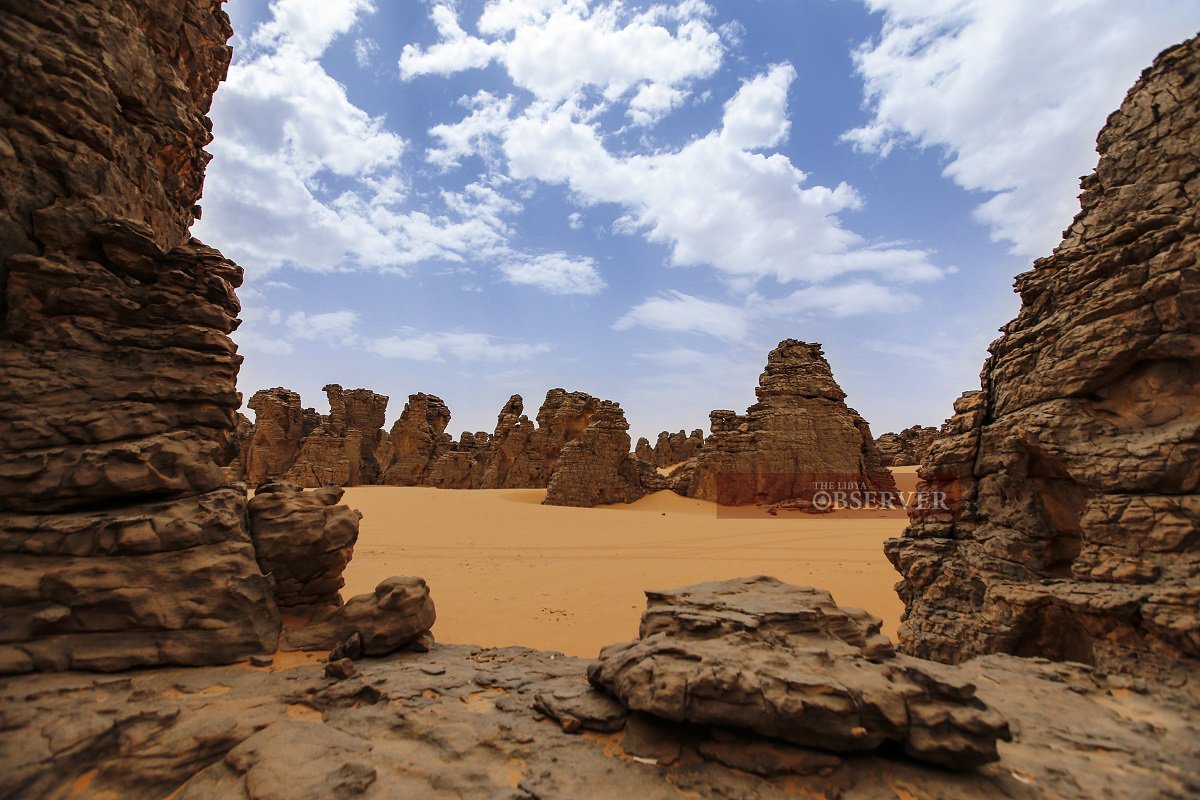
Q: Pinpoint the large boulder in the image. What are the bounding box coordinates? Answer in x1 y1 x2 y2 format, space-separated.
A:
589 576 1011 769
886 36 1200 684
544 401 659 507
282 576 436 656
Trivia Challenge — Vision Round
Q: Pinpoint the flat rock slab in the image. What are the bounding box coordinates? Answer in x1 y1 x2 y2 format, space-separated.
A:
588 576 1011 769
1 644 1197 798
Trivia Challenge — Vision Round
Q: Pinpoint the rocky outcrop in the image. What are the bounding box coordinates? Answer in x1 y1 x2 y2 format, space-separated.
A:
875 425 939 467
222 411 254 482
381 393 452 486
886 37 1200 684
545 401 660 507
243 388 311 486
687 341 896 506
483 389 601 488
246 480 361 615
5 641 1197 799
0 0 279 671
282 576 436 655
650 429 705 467
589 577 1012 769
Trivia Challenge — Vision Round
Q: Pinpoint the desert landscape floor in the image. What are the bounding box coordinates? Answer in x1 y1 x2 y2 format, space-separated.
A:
341 468 916 657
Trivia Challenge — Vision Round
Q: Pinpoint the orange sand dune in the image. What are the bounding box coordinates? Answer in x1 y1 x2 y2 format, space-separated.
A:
341 479 910 658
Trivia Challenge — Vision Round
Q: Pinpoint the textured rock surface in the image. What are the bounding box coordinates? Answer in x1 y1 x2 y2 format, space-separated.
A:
247 480 361 614
687 341 896 506
243 388 310 487
886 37 1200 685
282 576 436 656
589 577 1011 769
649 429 705 467
287 385 389 488
875 425 940 467
545 401 660 507
3 642 1196 799
0 0 278 672
483 389 601 488
381 393 452 486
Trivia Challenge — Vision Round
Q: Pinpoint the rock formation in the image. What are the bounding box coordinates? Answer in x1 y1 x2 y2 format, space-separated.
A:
382 393 452 486
875 425 939 467
589 577 1012 769
887 37 1200 684
246 480 361 615
649 429 705 467
545 401 660 507
0 0 279 671
483 389 601 488
687 341 896 506
240 385 390 488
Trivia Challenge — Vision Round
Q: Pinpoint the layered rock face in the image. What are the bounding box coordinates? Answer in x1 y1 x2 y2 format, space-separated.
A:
887 37 1200 683
247 480 361 615
545 401 659 507
687 340 896 506
0 0 279 671
589 577 1012 769
243 387 310 486
875 425 939 467
485 389 601 488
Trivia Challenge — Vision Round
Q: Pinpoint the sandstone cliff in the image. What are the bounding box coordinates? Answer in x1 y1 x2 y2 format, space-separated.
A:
0 0 278 671
887 36 1200 684
545 400 658 506
687 340 896 506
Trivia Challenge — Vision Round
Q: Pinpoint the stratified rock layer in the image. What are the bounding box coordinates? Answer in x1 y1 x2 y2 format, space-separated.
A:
589 577 1012 769
875 425 940 467
382 393 452 486
0 0 278 672
247 480 361 615
688 341 896 506
282 576 436 655
887 37 1200 684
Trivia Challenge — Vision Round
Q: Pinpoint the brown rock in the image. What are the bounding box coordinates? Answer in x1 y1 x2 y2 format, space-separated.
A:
482 389 601 488
651 429 705 467
247 480 361 615
686 341 896 506
588 576 1011 769
222 411 254 482
886 36 1200 684
381 393 452 486
875 425 940 467
244 388 309 487
544 401 656 506
0 0 279 671
282 577 436 656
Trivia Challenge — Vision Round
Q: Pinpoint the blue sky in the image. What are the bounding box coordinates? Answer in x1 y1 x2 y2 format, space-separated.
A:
197 0 1200 441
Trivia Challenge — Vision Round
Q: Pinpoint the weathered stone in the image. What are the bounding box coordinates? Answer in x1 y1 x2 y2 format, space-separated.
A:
483 389 601 488
0 0 280 672
886 36 1200 685
686 341 896 507
545 401 659 507
875 425 940 467
589 577 1011 769
381 393 452 486
649 429 705 467
282 577 436 656
247 479 361 615
243 388 309 487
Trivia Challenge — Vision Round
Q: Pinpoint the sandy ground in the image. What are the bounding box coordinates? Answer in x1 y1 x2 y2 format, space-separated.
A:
340 467 918 658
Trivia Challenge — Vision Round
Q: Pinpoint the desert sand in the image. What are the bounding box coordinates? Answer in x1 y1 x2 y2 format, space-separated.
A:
341 467 917 657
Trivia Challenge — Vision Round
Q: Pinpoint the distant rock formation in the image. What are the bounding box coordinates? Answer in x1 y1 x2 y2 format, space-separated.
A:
887 37 1200 684
545 401 661 507
686 340 896 506
589 577 1012 769
240 385 389 488
247 480 361 615
875 425 939 467
636 429 705 467
382 393 452 486
0 0 279 672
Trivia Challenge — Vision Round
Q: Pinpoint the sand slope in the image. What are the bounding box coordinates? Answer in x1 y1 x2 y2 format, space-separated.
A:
341 482 909 658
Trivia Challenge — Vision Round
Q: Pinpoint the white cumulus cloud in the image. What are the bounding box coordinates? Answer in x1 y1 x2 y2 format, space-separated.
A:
500 253 606 295
845 0 1200 258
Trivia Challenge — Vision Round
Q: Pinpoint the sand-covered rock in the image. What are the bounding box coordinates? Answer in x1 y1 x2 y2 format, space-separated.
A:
545 401 658 507
875 425 940 467
886 36 1200 684
589 577 1011 769
247 480 361 614
687 340 896 506
0 0 279 672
